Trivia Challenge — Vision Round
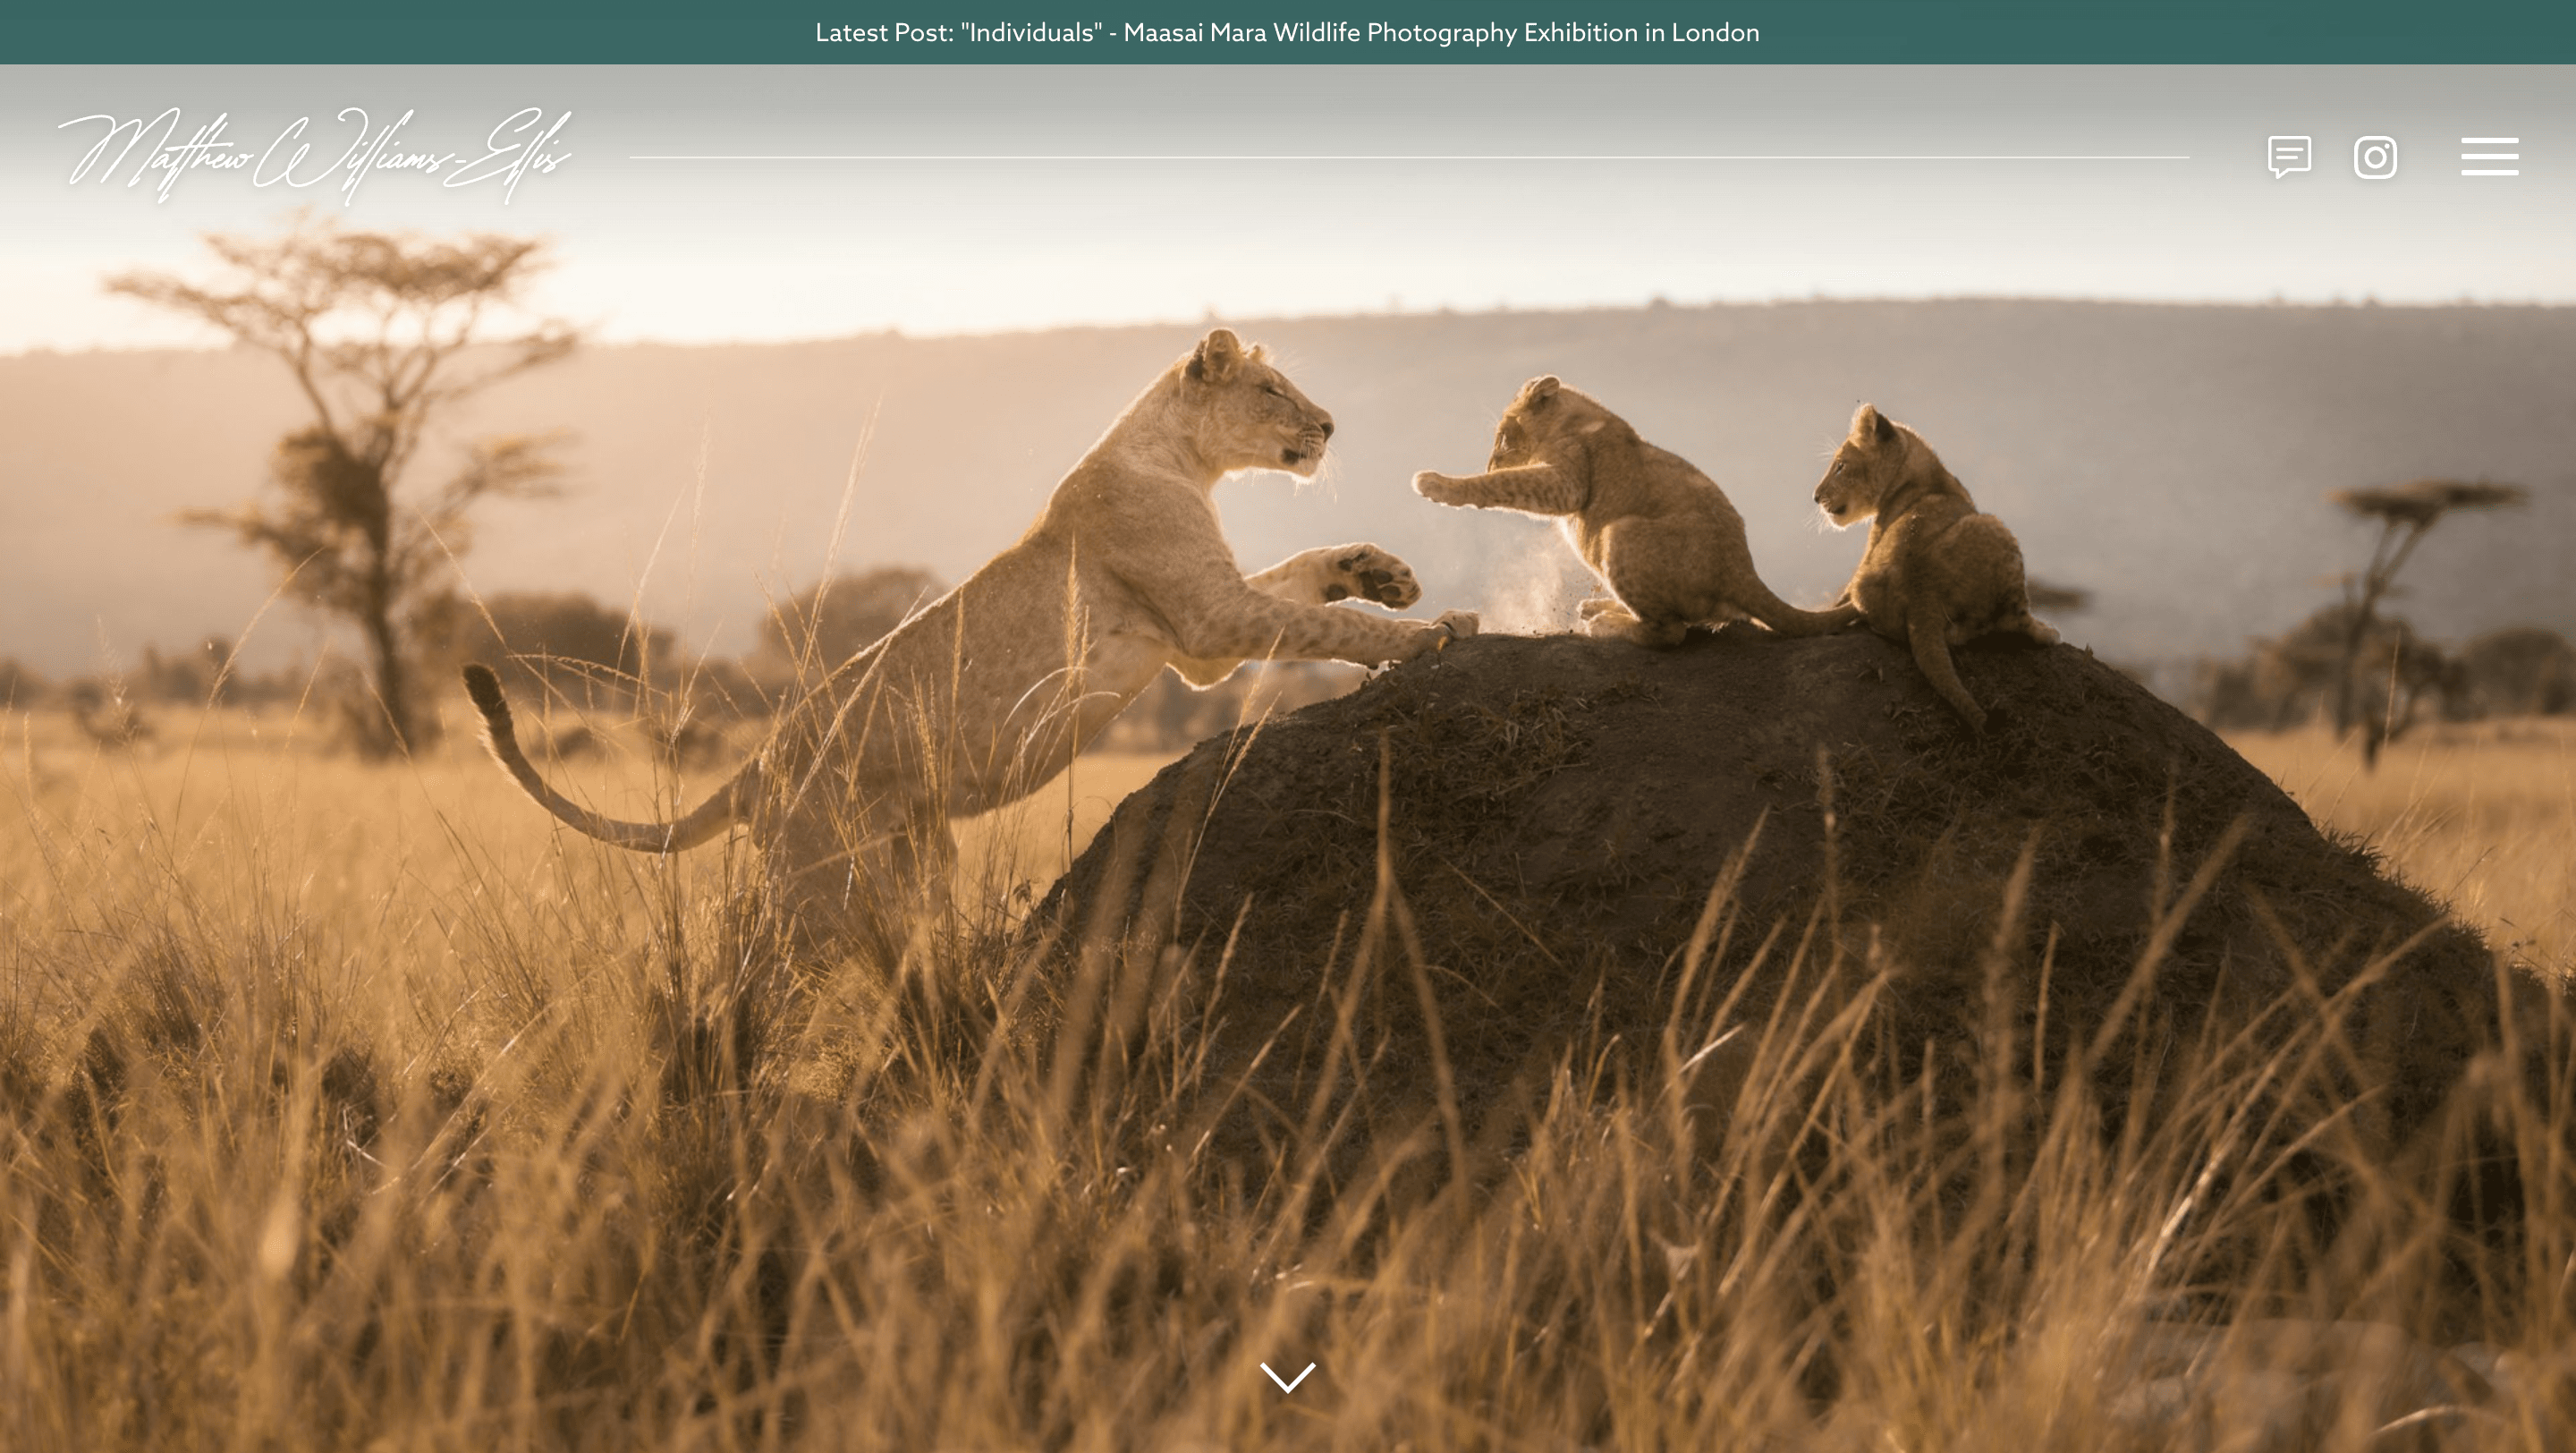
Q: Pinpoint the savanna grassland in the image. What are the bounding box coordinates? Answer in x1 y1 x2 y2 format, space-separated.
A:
3 694 2573 1450
2229 722 2576 982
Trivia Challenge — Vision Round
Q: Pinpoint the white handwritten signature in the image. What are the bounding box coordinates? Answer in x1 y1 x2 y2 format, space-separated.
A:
58 106 572 205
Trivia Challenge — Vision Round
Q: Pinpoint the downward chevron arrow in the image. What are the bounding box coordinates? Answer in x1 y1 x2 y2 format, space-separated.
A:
1260 1361 1315 1394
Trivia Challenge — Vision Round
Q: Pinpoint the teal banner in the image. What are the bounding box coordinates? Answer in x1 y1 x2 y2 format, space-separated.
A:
10 1 2575 64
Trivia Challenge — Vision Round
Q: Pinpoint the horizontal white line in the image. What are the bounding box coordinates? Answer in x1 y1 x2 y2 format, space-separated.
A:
2461 136 2521 144
2461 168 2521 176
628 153 2194 163
2462 152 2520 160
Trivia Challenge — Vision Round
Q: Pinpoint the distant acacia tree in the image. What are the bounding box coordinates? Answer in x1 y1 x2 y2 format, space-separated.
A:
2456 626 2576 718
137 638 233 704
108 216 579 755
2023 578 2093 616
758 566 947 676
0 659 50 710
2325 479 2526 766
419 590 676 710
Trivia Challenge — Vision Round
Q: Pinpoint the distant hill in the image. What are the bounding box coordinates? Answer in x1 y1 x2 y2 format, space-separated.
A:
4 301 2570 681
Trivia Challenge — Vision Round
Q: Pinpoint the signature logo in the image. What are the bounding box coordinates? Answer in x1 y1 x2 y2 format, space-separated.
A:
59 106 572 205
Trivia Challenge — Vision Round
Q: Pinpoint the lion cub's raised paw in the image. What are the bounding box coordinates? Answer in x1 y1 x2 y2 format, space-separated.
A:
1411 470 1479 508
1413 379 1856 642
1321 544 1423 609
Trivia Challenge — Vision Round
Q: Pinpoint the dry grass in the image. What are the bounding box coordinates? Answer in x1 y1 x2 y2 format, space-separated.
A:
2229 721 2576 981
0 699 2571 1450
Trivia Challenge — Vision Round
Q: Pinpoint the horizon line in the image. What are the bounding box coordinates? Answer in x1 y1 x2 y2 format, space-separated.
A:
9 292 2572 359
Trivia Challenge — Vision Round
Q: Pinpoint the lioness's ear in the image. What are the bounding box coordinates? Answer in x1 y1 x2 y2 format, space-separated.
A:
1852 404 1894 445
1188 327 1243 383
1521 375 1562 407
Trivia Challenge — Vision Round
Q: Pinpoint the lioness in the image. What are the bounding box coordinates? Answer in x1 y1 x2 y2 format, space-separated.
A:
1813 404 2058 733
463 327 1477 939
1412 376 1857 645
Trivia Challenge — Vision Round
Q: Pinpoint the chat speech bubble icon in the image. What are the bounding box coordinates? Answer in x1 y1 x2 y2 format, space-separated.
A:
2268 135 2312 178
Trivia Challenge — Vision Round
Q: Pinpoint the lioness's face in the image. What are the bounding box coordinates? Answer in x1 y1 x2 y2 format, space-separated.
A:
1186 328 1335 477
1815 404 1899 528
1246 360 1335 477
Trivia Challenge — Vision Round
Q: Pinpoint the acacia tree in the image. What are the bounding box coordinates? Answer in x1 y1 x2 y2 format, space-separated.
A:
757 566 948 676
109 217 579 754
419 589 679 709
2325 478 2526 765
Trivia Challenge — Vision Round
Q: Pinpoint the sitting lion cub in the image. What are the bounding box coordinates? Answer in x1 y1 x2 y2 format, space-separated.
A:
1813 404 2059 733
1413 376 1857 646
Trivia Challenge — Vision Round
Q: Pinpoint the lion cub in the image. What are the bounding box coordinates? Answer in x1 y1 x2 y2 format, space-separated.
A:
1414 376 1857 646
1814 404 2058 733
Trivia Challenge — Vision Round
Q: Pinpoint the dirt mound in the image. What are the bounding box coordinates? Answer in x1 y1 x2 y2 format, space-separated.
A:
1038 628 2512 1180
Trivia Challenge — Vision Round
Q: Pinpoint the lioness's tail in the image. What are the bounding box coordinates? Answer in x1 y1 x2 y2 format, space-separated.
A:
460 664 746 854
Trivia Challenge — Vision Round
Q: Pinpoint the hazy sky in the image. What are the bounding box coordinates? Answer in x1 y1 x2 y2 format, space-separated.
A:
4 64 2570 350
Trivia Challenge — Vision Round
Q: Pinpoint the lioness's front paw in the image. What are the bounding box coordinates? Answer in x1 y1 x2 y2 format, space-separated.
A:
1323 543 1421 609
1582 604 1644 640
1412 471 1472 506
1394 609 1479 664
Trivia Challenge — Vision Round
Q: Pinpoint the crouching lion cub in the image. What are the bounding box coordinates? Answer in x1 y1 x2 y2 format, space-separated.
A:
463 327 1477 944
1814 404 2059 734
1413 376 1858 646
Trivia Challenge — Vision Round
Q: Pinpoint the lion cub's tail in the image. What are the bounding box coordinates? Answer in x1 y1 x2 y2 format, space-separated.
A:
461 664 747 854
1738 579 1864 638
